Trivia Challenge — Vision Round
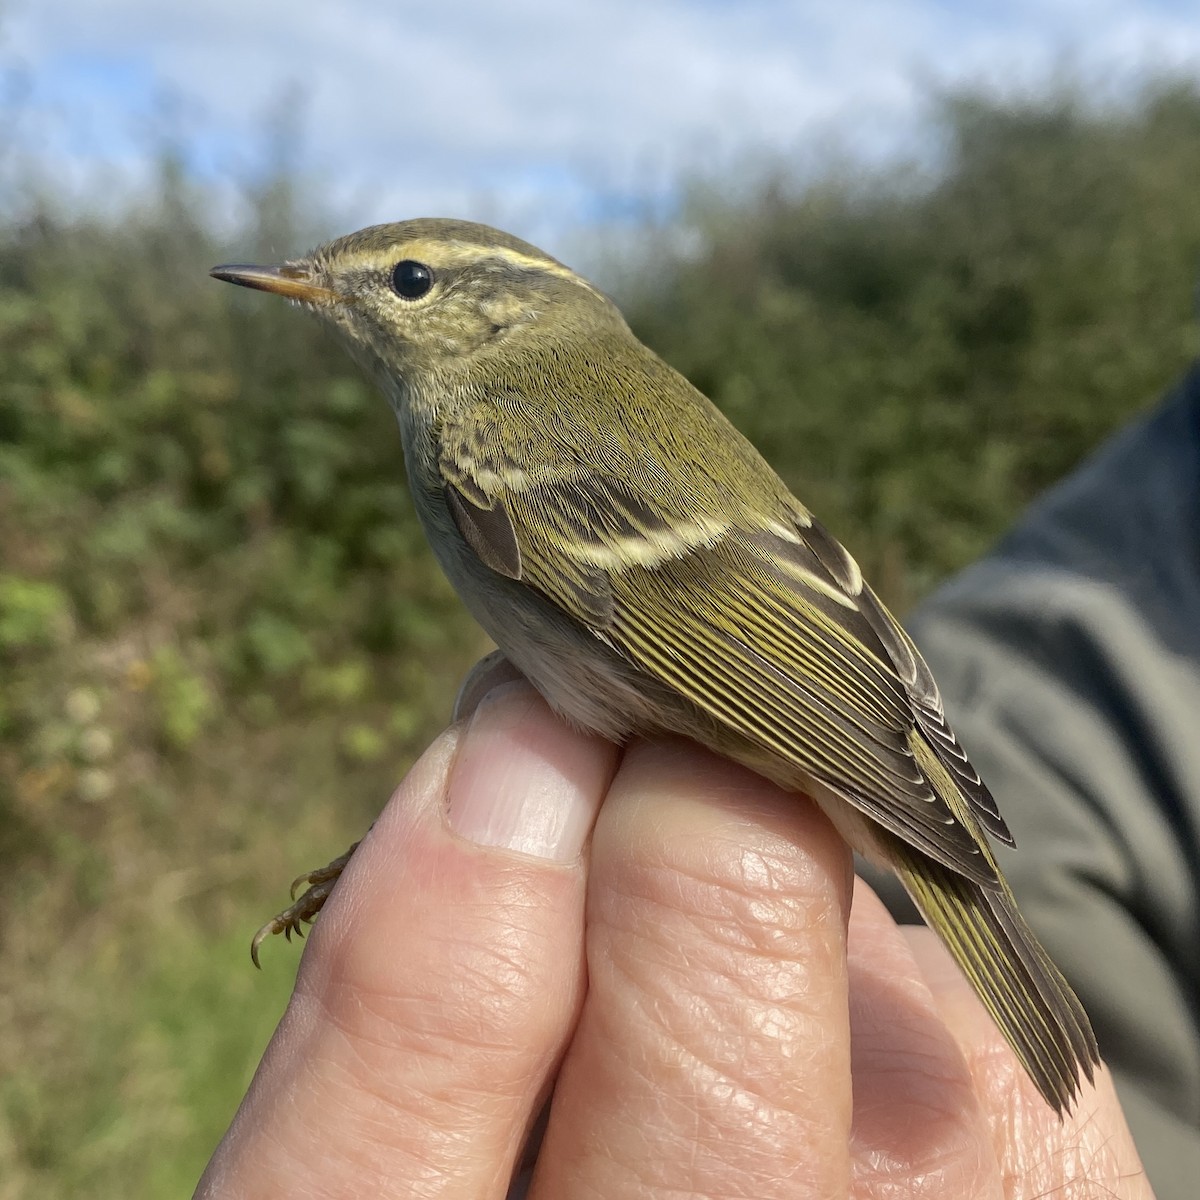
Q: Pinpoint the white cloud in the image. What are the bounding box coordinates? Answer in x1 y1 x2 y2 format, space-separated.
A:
4 0 1199 255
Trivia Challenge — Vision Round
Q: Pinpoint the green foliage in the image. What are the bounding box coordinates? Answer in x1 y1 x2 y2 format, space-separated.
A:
148 646 216 750
0 145 486 1200
0 574 72 651
628 81 1200 602
1 77 1199 1198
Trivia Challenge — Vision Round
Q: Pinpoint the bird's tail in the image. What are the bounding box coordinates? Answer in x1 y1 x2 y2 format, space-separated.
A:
894 847 1100 1116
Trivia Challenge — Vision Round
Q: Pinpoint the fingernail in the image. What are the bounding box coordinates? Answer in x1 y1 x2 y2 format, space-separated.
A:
447 681 615 862
452 650 525 722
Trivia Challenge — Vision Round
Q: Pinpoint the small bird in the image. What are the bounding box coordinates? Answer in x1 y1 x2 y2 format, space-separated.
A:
212 219 1099 1114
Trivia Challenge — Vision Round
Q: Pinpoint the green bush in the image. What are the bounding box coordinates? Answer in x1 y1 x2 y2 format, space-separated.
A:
628 81 1200 600
148 646 217 751
0 575 72 651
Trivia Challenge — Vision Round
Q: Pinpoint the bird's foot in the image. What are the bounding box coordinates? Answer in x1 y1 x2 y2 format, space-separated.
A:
250 840 361 967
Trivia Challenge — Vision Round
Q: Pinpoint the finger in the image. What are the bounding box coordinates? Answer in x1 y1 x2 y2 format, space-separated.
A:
532 739 855 1200
195 682 618 1200
905 927 1151 1199
846 883 1002 1199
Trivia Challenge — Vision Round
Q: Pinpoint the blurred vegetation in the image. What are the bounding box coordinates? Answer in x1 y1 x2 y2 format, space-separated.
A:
633 83 1200 605
1 77 1199 1198
0 151 485 1198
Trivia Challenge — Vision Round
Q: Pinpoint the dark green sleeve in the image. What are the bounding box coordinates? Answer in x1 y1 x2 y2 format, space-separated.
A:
879 368 1200 1198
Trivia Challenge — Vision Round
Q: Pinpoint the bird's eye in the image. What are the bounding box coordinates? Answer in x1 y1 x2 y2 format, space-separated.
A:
391 260 434 300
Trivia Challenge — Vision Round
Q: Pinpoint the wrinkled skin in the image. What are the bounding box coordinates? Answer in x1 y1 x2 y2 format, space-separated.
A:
195 663 1148 1200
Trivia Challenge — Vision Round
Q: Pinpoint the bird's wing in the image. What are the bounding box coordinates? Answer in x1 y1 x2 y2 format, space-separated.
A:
438 424 1009 884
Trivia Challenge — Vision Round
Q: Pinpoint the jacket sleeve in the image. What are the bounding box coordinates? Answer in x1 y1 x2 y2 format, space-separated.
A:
875 367 1200 1199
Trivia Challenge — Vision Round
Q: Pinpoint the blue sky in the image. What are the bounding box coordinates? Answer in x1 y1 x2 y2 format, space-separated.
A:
4 0 1199 255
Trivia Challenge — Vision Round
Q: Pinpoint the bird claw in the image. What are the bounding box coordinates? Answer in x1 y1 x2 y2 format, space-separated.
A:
250 840 361 967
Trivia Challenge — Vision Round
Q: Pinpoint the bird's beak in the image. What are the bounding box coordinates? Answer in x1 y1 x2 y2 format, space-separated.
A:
209 262 339 304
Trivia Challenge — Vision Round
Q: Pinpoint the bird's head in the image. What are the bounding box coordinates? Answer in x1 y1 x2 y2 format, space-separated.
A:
211 218 625 406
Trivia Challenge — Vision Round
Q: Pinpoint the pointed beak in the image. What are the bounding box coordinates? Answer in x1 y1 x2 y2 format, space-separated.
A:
209 262 339 304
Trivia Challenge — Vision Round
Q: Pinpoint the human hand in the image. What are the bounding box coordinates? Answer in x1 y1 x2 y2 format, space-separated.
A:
195 677 1150 1199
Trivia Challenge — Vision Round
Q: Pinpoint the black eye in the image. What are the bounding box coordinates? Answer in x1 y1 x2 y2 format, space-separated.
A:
391 259 434 299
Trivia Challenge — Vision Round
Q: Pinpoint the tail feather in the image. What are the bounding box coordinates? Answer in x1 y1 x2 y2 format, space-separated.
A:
894 848 1100 1116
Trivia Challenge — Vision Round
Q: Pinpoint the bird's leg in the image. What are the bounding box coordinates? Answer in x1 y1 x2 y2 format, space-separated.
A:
250 838 363 967
249 653 522 967
247 651 519 968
